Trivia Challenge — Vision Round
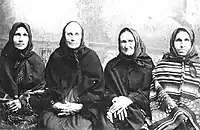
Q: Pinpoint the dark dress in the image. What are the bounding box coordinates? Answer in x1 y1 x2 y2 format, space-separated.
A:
103 28 154 130
40 39 105 129
0 22 46 130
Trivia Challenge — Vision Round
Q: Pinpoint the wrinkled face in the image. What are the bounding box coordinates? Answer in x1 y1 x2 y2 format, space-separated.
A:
174 31 192 56
65 22 82 49
119 31 135 56
13 27 29 50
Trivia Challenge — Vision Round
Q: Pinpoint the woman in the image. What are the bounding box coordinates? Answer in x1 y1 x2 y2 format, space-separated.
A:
41 21 105 130
104 27 154 130
0 22 46 129
149 27 200 130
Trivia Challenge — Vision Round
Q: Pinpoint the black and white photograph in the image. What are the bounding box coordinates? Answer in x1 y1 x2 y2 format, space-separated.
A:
0 0 200 129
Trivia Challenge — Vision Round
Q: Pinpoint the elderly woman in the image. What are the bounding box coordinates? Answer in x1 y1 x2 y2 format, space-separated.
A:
149 27 200 130
41 21 105 130
0 22 45 129
104 27 154 130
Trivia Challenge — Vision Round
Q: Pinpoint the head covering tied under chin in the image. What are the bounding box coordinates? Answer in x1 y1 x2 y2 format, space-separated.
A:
162 27 200 77
1 22 33 61
117 27 154 68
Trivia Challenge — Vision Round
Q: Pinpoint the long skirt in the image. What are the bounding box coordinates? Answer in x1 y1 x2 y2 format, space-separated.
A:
41 111 92 130
0 108 38 130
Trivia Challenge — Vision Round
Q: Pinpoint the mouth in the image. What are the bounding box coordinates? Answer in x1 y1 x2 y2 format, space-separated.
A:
16 44 24 46
178 49 187 52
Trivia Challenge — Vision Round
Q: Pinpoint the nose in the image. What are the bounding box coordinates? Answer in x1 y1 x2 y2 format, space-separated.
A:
18 36 23 41
180 42 185 48
71 39 74 42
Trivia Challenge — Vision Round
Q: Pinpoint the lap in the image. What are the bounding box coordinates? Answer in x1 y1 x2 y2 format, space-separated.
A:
41 111 92 130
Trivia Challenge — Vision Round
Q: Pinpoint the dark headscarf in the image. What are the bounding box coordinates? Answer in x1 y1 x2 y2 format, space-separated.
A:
59 21 85 57
163 27 200 77
117 27 154 68
1 22 34 84
1 22 33 60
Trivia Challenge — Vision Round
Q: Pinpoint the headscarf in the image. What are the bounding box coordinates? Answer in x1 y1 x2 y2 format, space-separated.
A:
58 21 85 90
59 21 84 55
162 27 200 77
1 22 33 60
1 22 33 84
117 27 154 68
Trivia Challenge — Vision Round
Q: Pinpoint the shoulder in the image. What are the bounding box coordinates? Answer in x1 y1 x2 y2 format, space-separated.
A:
104 56 119 71
0 56 7 66
28 51 45 68
29 51 43 63
155 59 181 68
46 47 63 64
83 46 98 57
81 46 101 62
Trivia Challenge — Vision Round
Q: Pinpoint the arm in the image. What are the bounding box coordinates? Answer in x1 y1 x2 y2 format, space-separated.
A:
42 55 64 109
127 67 153 117
104 63 118 106
78 51 105 124
20 53 46 111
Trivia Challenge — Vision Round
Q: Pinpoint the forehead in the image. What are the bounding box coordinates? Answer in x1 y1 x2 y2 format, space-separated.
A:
65 22 82 33
120 31 134 39
15 26 28 33
175 31 190 38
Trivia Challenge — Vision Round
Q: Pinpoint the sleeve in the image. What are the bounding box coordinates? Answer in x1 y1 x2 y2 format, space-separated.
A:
78 50 105 124
104 62 117 106
20 54 47 111
0 57 13 102
127 67 153 117
40 54 64 110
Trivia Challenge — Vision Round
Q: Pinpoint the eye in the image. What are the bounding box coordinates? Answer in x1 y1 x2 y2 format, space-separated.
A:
128 40 133 42
184 38 190 41
14 33 21 36
120 40 126 43
23 33 28 36
75 33 79 36
175 38 182 42
67 32 72 36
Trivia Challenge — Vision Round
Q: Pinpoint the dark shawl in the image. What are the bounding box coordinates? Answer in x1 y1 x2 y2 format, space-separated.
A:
44 21 105 124
0 22 45 129
104 27 154 129
0 22 45 100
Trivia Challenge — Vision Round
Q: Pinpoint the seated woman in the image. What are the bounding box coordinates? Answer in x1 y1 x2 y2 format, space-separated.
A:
149 27 200 130
104 27 154 130
40 21 105 130
0 22 46 129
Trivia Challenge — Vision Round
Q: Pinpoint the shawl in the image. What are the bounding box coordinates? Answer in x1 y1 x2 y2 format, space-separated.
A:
0 22 45 98
1 22 33 85
44 21 105 124
149 27 200 130
116 27 154 68
163 27 200 77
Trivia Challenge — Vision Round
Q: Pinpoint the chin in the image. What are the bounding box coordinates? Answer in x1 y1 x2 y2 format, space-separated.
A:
178 53 187 56
16 47 26 50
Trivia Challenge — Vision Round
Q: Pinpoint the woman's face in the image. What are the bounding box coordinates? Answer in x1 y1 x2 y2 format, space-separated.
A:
119 31 135 56
13 27 29 50
174 31 192 56
65 22 82 49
